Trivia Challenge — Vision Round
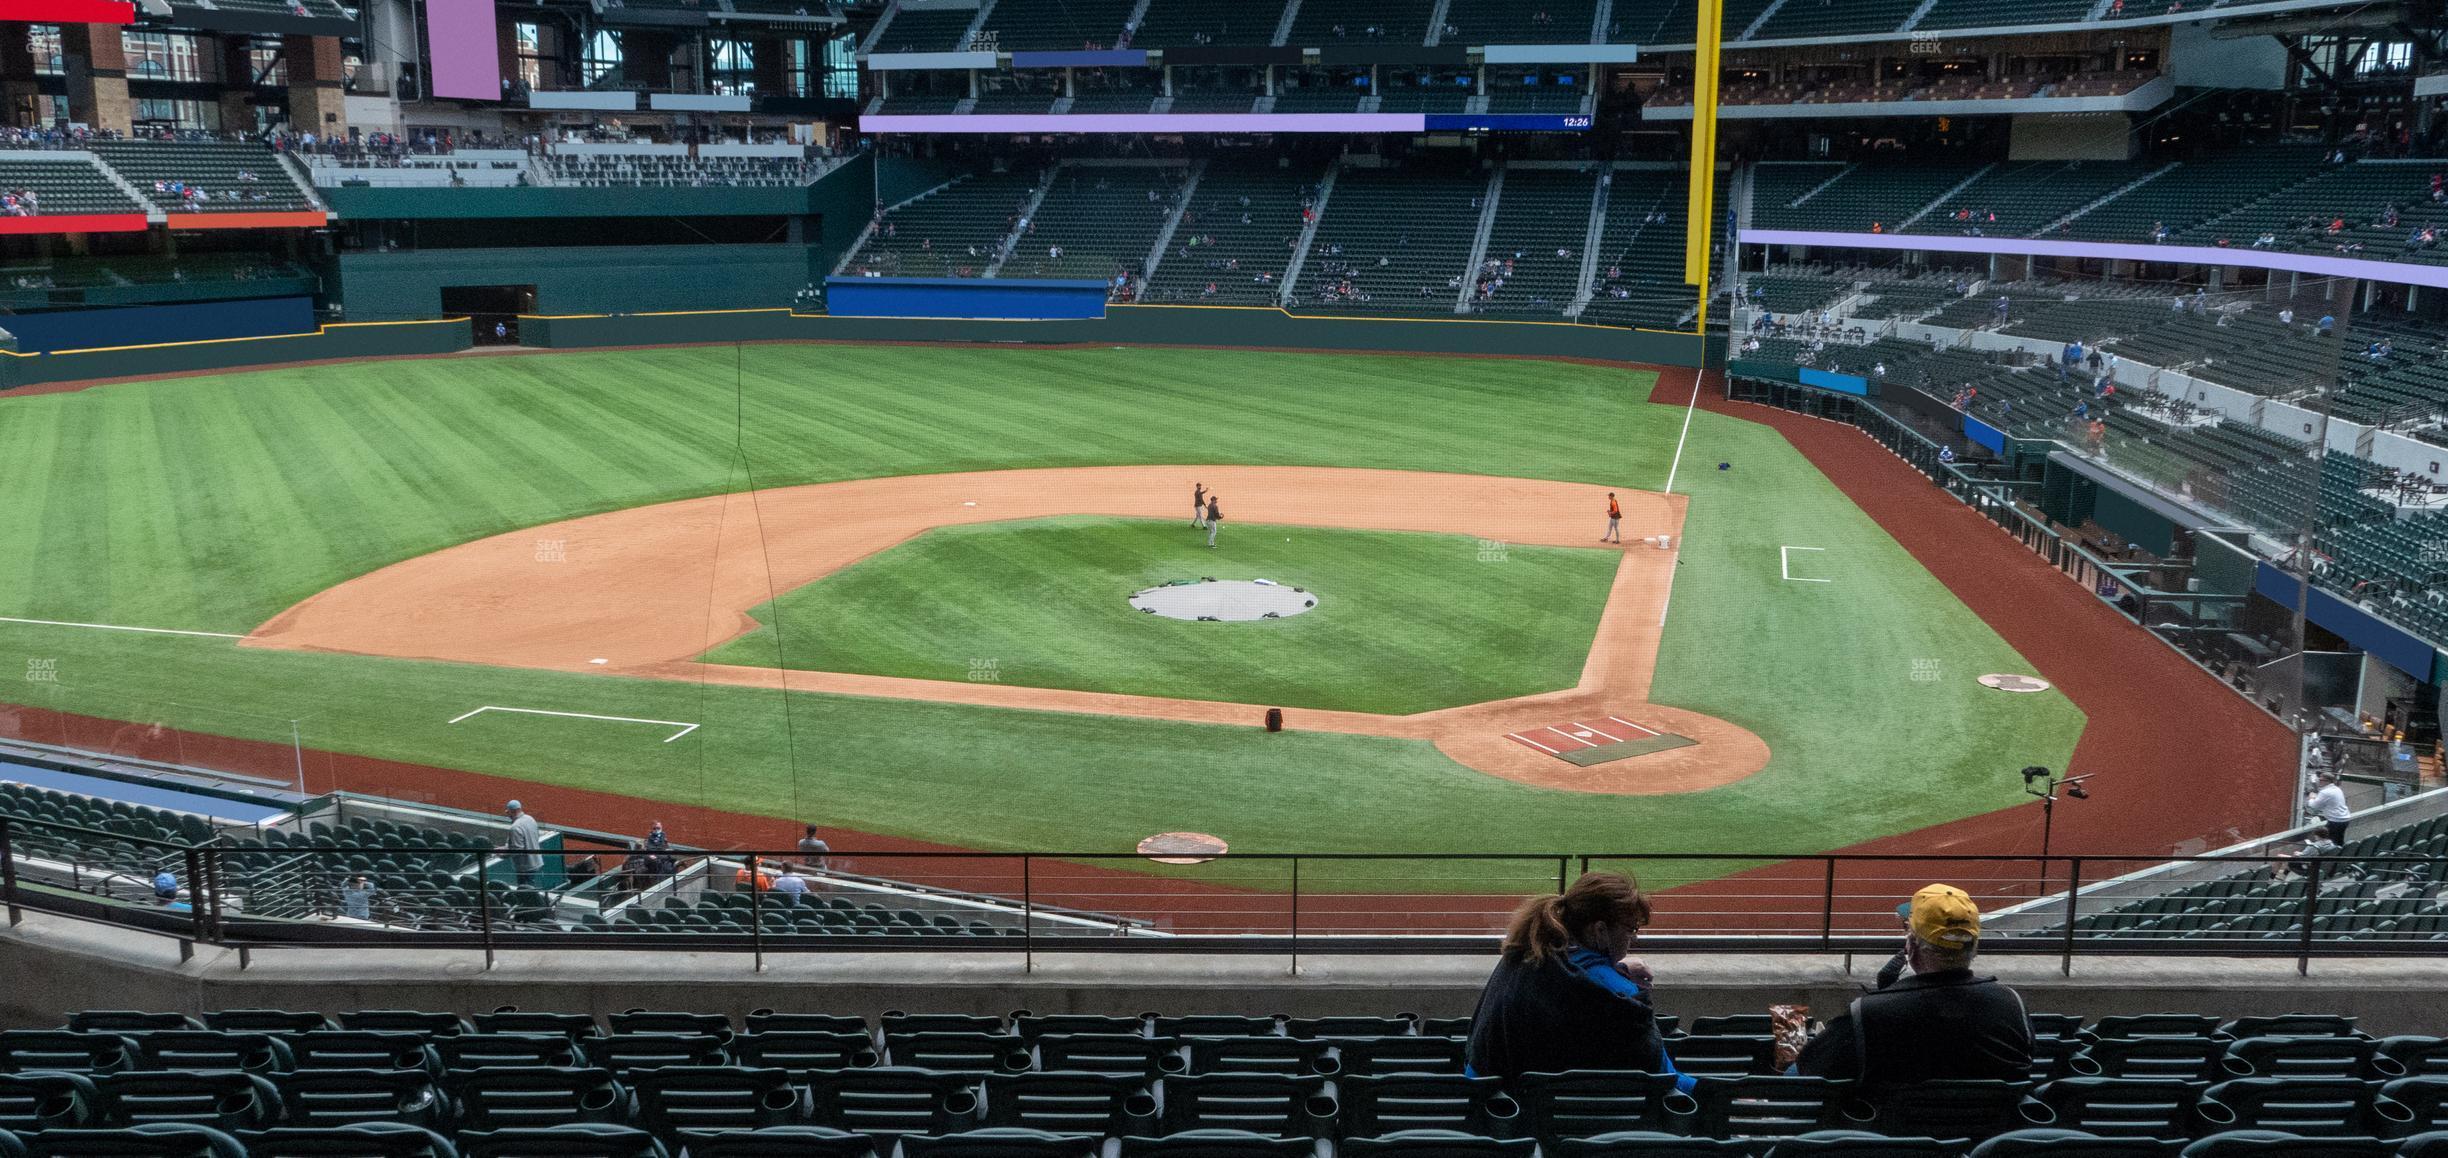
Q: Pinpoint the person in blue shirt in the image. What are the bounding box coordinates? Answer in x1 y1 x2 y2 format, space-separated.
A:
1464 872 1693 1091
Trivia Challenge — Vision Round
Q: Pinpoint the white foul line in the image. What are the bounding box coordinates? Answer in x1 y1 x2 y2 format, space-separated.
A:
1662 366 1704 496
448 705 701 743
0 615 244 640
1780 545 1831 584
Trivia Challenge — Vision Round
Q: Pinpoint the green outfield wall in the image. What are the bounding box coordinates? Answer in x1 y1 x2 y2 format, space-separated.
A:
334 245 828 322
0 318 471 390
519 304 1722 367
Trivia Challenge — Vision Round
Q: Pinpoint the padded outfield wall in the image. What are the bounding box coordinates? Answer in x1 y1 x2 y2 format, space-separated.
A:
332 245 829 322
0 318 472 390
518 304 1723 367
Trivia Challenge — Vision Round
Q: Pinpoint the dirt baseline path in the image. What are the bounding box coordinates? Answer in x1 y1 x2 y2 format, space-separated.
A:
246 466 1767 795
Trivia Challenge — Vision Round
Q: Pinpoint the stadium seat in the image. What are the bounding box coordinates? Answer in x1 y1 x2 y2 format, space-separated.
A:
576 1035 729 1076
2195 1078 2385 1136
453 1124 669 1158
802 1067 982 1138
236 1123 458 1158
22 1123 248 1158
446 1067 629 1131
436 1035 583 1072
1336 1073 1522 1137
0 1072 99 1132
66 1013 198 1034
1113 1130 1315 1156
885 1032 1031 1074
1667 1036 1780 1078
1759 1131 1957 1155
742 1013 866 1037
1515 1071 1690 1139
1681 1077 1855 1138
288 1031 443 1075
2076 1038 2231 1081
2377 1077 2448 1136
126 1033 292 1076
1332 1036 1468 1076
674 1126 879 1156
274 1068 448 1129
2177 1132 2394 1157
473 1014 600 1040
979 1072 1156 1134
0 1032 131 1075
1013 1015 1147 1042
1338 1130 1535 1156
1184 1037 1337 1077
2028 1078 2205 1140
626 1067 801 1134
91 1071 281 1132
1032 1035 1180 1078
1157 1074 1335 1135
1857 1079 2039 1140
2399 1132 2448 1158
201 1013 333 1035
897 1128 1104 1157
1549 1134 1753 1156
2380 1040 2448 1078
730 1031 878 1074
1969 1129 2182 1155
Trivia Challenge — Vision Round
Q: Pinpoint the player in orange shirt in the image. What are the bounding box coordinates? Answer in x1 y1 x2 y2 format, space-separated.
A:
1602 493 1622 543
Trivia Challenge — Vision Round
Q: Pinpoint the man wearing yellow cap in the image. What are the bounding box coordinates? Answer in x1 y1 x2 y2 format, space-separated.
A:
1794 883 2034 1084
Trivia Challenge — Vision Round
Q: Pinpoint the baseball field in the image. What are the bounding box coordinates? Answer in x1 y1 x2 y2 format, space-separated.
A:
0 343 2086 883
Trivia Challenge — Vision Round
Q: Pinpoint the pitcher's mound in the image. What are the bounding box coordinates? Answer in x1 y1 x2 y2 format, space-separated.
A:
1138 832 1229 864
1130 579 1317 622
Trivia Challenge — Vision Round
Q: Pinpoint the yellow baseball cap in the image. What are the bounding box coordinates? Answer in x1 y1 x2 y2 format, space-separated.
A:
1908 883 1982 946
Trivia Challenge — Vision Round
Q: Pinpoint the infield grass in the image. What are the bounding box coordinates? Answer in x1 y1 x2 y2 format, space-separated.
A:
705 517 1621 714
0 345 2084 873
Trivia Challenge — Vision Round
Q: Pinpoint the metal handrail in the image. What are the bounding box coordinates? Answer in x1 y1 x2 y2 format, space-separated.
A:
1 815 2441 975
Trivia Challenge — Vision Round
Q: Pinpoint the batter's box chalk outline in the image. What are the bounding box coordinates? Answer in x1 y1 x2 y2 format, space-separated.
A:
447 705 701 743
1780 545 1832 584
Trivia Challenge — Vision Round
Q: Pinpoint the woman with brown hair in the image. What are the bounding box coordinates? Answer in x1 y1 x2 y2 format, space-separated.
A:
1464 871 1690 1087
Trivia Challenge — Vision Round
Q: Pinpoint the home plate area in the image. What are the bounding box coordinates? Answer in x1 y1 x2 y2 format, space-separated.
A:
1505 716 1698 767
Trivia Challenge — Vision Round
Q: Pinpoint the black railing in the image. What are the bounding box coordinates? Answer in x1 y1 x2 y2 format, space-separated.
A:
2 815 2442 974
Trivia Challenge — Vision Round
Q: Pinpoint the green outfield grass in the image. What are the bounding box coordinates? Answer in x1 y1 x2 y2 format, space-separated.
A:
0 345 2084 875
704 517 1621 714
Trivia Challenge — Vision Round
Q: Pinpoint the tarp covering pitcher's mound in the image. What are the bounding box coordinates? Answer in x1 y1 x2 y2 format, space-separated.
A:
1130 579 1317 622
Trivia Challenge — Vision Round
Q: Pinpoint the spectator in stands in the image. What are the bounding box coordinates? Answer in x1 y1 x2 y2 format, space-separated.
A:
1794 883 2032 1084
152 865 179 904
505 800 543 885
339 874 374 921
773 867 810 905
1466 871 1692 1089
644 820 670 854
2305 770 2352 843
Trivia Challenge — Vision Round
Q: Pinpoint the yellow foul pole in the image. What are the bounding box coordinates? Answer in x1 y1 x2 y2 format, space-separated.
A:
1683 0 1725 331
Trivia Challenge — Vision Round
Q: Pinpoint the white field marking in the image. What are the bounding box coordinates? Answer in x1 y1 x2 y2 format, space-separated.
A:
1506 732 1562 755
1662 366 1703 495
1780 545 1831 584
1607 715 1662 738
447 705 701 743
1572 720 1625 744
0 615 244 640
1543 726 1599 749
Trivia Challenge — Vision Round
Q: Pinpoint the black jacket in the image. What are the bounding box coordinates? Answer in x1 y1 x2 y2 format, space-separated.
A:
1465 947 1667 1082
1794 968 2032 1085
